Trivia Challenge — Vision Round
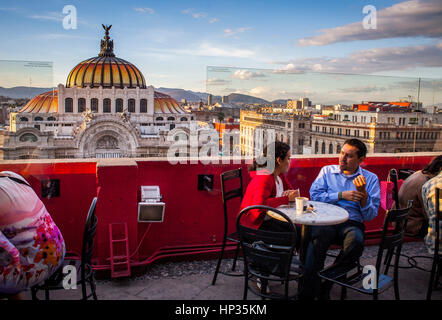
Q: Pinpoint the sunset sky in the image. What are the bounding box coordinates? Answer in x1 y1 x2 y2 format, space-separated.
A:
0 0 440 104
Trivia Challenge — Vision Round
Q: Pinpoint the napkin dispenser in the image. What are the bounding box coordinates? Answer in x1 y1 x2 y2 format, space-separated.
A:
138 186 165 223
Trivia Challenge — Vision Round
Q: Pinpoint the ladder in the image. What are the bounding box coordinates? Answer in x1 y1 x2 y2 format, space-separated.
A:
109 223 131 278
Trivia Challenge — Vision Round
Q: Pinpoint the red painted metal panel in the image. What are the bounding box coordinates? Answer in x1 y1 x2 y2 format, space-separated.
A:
0 154 435 271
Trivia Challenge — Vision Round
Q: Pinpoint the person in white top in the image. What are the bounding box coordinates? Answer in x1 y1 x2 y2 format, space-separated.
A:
0 171 65 300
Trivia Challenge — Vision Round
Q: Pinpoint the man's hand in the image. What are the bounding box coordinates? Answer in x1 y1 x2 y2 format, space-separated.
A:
340 175 368 206
341 190 366 202
353 175 367 193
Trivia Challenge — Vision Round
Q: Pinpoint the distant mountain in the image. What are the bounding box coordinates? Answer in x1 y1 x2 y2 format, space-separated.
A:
0 86 274 106
0 86 56 99
272 99 288 105
227 93 269 105
156 87 211 103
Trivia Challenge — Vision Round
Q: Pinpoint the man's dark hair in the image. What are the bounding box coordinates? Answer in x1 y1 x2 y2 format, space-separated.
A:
422 155 442 175
343 138 367 158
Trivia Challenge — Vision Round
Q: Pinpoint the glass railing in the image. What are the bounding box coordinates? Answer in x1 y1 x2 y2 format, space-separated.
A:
206 66 441 158
0 61 440 162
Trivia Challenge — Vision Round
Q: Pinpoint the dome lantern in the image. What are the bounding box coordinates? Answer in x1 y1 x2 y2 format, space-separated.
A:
99 24 116 57
65 25 146 89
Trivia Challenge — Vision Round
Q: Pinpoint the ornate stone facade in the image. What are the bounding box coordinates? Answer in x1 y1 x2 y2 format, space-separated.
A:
0 25 198 160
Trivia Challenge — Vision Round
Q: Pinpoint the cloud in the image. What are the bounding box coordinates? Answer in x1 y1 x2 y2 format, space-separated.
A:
182 8 219 24
274 42 442 74
298 0 442 46
135 7 155 14
224 27 252 38
232 70 266 80
339 85 387 93
192 43 255 58
29 12 64 22
145 43 255 58
206 78 231 86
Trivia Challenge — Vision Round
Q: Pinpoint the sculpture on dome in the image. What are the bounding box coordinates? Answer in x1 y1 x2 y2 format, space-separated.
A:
99 24 115 57
82 108 94 122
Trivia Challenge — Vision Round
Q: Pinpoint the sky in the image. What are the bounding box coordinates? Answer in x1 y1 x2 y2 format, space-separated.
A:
0 0 441 104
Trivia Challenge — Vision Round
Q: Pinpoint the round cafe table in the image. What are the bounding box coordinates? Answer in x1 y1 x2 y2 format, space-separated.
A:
267 200 349 263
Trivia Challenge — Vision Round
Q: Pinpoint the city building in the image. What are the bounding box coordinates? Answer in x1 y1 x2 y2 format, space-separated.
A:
287 99 302 109
240 110 311 156
309 108 442 154
0 26 198 160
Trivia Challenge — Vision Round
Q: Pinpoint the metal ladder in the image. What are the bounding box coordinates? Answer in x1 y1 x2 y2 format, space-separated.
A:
109 223 131 278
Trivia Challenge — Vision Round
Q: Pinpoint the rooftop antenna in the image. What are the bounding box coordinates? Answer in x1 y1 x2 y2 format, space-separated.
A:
413 78 421 152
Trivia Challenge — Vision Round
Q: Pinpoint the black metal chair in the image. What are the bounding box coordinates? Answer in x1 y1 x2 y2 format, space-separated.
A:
426 187 441 300
31 197 98 300
237 205 303 300
212 168 244 285
318 202 412 300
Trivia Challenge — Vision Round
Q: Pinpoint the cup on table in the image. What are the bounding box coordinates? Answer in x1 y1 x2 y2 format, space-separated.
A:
295 197 308 215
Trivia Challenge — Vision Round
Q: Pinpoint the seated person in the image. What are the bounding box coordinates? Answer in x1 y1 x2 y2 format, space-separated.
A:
299 138 380 299
398 155 442 238
239 141 300 232
422 171 442 255
0 171 66 300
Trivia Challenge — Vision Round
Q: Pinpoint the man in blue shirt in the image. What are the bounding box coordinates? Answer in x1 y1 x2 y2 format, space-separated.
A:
299 138 380 299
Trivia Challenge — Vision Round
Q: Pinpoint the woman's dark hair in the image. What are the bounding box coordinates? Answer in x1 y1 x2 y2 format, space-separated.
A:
422 155 442 175
249 141 291 171
343 138 367 158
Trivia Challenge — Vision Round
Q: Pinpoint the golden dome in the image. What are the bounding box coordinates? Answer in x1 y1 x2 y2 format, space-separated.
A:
66 25 146 89
154 91 186 114
19 90 58 113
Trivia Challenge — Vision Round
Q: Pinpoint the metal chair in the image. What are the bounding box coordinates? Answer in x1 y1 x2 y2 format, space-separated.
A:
212 168 244 285
237 205 303 300
426 187 441 300
318 202 412 300
31 197 98 300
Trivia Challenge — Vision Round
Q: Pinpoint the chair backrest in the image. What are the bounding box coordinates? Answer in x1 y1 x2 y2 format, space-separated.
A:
81 197 98 269
375 201 412 275
220 168 243 231
237 205 297 278
389 168 400 209
435 187 441 256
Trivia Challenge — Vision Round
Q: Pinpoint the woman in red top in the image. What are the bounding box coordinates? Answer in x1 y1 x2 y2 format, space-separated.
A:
239 141 299 231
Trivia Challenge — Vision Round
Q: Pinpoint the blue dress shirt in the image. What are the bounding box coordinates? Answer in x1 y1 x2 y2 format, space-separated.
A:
309 165 381 223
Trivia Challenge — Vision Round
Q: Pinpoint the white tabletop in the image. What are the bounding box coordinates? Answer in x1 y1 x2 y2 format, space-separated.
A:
268 201 349 226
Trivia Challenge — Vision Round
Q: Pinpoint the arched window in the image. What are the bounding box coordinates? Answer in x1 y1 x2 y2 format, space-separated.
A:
336 144 341 154
34 117 43 121
91 98 98 113
156 117 164 121
19 133 37 142
329 143 333 154
65 98 73 113
78 98 86 113
116 98 123 113
321 142 326 154
103 98 111 113
140 99 147 113
180 117 187 121
128 99 135 113
315 141 319 154
20 117 28 121
167 117 175 121
47 116 56 121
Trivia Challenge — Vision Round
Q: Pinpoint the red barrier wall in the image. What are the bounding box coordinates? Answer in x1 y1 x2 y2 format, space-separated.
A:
0 153 436 271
